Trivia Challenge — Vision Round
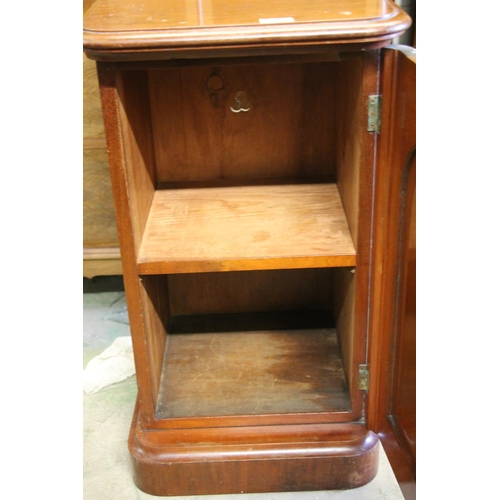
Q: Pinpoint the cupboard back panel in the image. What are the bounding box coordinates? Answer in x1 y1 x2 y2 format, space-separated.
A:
148 62 339 182
167 269 335 316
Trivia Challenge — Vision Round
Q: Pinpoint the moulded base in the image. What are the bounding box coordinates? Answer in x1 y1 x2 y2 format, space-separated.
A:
128 401 380 496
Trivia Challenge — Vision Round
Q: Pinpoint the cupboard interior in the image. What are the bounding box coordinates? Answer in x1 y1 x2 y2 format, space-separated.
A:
116 56 366 422
141 268 357 421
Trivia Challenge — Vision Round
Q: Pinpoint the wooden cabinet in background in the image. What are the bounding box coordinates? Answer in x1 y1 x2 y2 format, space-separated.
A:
83 54 122 278
83 0 415 496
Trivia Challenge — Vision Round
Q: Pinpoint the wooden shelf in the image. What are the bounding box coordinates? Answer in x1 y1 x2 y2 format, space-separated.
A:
156 326 350 419
137 183 356 274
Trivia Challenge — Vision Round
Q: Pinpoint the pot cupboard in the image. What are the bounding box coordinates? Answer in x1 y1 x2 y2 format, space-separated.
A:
83 0 416 495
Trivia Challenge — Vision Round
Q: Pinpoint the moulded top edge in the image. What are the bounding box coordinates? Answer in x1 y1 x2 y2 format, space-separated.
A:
83 0 411 55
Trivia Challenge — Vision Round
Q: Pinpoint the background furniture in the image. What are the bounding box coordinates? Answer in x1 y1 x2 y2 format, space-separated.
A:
83 53 122 278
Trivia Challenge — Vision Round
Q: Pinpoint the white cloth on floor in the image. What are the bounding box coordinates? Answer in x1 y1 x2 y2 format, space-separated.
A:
83 336 135 394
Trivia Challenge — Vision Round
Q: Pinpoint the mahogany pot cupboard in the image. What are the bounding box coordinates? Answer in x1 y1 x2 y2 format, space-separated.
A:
83 0 416 495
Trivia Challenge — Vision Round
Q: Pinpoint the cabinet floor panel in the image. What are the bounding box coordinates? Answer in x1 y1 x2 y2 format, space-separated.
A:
138 183 356 274
156 328 351 419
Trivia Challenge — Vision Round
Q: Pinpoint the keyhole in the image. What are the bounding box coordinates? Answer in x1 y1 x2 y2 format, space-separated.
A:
230 91 251 113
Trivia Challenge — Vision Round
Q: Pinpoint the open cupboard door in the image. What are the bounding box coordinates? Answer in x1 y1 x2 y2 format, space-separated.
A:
368 45 416 498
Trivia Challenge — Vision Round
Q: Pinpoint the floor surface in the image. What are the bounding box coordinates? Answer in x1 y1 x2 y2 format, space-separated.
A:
83 287 406 500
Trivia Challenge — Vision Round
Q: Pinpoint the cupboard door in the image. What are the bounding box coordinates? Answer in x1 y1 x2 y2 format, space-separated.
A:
368 45 416 487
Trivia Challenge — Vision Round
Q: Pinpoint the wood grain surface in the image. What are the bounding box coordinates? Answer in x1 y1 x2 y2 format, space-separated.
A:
149 63 336 182
167 268 335 316
367 46 416 486
83 149 119 248
85 0 415 489
129 408 380 495
83 0 411 59
83 54 121 276
137 183 356 273
156 328 350 419
83 54 106 144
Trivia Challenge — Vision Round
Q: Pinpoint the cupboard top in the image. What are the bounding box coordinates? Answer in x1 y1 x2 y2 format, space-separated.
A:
83 0 411 60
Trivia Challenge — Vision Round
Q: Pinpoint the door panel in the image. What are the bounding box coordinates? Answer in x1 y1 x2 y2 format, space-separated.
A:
367 45 416 490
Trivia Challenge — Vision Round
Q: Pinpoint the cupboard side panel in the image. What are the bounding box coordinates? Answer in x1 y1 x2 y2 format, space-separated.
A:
140 275 169 408
117 71 169 411
116 70 157 253
333 52 379 416
333 57 363 245
331 57 362 398
97 63 156 422
97 63 161 425
331 267 356 395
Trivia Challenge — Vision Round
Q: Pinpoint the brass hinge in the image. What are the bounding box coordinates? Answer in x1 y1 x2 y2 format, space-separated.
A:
367 95 382 133
358 364 370 391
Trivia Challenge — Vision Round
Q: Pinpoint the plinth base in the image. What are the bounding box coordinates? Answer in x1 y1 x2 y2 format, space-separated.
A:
128 401 380 496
